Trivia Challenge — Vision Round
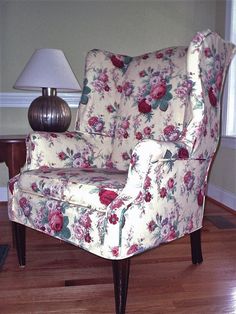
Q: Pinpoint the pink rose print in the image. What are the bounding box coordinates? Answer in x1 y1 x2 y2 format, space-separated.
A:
121 120 130 129
156 52 164 59
48 210 63 232
88 116 99 127
79 214 92 229
145 192 152 202
135 132 143 140
122 152 130 161
163 125 180 141
109 213 119 225
208 87 217 107
88 116 104 132
178 147 189 159
184 171 195 191
127 244 139 255
143 126 152 135
147 220 157 232
197 189 204 206
58 151 67 160
111 246 119 257
111 55 124 68
99 189 118 205
138 99 152 113
98 72 108 83
160 187 167 198
31 182 38 192
150 83 166 100
107 105 115 113
216 72 223 90
19 197 32 217
84 233 92 243
204 48 212 57
167 178 174 189
123 81 133 96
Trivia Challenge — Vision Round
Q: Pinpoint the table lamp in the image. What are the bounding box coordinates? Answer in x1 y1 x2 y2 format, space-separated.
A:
14 48 81 132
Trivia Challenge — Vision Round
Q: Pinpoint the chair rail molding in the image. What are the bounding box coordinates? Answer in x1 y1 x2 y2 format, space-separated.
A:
0 92 81 108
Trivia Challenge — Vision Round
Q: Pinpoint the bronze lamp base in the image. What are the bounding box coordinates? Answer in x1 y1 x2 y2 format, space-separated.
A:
28 88 71 132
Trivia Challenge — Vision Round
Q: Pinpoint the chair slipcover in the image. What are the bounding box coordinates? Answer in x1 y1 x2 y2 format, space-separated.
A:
8 30 236 261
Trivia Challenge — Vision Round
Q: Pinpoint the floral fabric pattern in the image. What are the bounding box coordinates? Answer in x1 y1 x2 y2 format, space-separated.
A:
8 30 236 260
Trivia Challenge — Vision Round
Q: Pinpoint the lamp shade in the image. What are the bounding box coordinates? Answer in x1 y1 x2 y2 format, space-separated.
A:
14 48 81 92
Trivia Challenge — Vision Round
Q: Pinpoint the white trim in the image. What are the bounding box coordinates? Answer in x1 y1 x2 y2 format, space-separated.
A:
0 92 81 108
0 187 7 202
220 136 236 149
207 183 236 211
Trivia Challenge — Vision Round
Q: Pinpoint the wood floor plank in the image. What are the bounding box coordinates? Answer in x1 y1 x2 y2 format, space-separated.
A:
0 198 236 314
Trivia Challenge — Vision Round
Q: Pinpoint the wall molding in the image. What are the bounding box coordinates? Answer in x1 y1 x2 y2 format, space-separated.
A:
0 187 7 202
221 136 236 150
207 183 236 211
0 92 81 108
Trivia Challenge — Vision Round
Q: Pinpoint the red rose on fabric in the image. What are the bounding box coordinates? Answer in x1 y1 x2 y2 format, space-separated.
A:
31 182 38 192
111 246 119 257
178 147 189 159
204 48 212 57
150 83 166 99
138 99 152 113
156 52 164 59
111 55 124 68
160 187 167 198
48 210 63 232
208 87 217 107
167 178 174 189
58 151 67 160
88 116 99 126
99 189 118 205
109 213 119 225
145 192 152 202
216 72 223 90
197 190 204 206
135 132 143 140
164 125 175 136
84 233 92 243
127 244 139 255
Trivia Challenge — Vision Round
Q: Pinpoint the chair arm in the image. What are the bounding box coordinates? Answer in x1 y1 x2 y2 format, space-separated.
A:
24 131 101 171
103 139 210 258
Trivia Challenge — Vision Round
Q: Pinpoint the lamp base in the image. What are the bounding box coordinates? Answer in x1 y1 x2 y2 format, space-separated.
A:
28 95 71 132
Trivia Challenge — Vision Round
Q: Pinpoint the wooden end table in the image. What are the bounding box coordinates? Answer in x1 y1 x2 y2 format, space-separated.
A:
0 135 27 249
0 135 27 179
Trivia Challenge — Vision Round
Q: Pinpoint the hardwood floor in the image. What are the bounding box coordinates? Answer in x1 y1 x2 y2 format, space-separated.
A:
0 198 235 314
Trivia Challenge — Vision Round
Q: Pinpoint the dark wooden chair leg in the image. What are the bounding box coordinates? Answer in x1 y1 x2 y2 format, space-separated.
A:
112 258 130 314
190 229 203 264
13 222 26 267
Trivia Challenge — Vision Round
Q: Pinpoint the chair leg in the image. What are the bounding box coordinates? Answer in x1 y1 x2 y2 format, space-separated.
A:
12 222 26 267
190 229 203 264
112 258 130 314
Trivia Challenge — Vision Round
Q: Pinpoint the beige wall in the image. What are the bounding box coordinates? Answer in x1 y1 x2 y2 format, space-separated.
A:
1 0 235 206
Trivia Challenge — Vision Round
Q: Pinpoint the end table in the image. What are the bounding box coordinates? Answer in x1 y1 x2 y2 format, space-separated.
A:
0 135 27 251
0 135 27 179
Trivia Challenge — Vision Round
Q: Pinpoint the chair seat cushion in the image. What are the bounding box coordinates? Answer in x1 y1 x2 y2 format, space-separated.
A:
17 167 127 212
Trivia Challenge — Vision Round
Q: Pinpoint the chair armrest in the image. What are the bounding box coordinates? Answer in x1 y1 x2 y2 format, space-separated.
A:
103 139 210 258
24 131 100 171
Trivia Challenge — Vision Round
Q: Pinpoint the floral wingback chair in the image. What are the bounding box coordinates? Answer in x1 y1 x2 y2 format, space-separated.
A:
8 30 235 314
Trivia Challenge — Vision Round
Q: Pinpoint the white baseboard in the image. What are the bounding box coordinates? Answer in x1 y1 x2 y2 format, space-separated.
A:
207 183 236 211
0 187 7 202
